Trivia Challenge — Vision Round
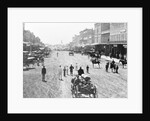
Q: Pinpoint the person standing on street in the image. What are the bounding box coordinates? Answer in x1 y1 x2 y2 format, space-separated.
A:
105 62 109 72
75 63 78 71
115 64 119 73
70 64 74 76
57 52 59 57
58 65 63 80
112 59 115 72
41 66 46 82
66 66 69 75
110 62 113 72
63 66 66 77
37 57 40 66
86 65 89 73
78 67 84 76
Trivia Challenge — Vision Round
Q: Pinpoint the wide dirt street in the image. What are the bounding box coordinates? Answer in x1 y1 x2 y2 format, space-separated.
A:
23 51 127 98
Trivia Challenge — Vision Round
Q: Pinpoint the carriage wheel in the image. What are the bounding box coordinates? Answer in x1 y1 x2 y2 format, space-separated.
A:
72 93 76 98
72 89 76 98
93 87 97 98
75 92 79 98
89 94 93 98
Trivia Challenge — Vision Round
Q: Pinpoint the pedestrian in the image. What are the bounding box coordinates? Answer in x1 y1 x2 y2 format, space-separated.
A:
63 66 66 77
110 62 113 72
57 52 58 57
75 63 78 71
37 57 40 66
86 65 89 73
58 65 63 80
112 60 115 72
69 64 74 76
78 67 84 76
115 64 119 73
41 66 46 82
105 62 109 72
66 66 69 75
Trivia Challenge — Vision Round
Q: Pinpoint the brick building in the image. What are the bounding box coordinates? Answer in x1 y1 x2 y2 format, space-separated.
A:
93 23 110 55
93 23 127 59
109 23 127 59
79 28 94 46
94 23 101 44
72 28 94 47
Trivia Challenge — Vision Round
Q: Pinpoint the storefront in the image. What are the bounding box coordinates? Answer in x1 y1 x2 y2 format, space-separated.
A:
110 44 127 59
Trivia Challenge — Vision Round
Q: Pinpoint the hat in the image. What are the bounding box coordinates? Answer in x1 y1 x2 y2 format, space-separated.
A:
85 77 91 81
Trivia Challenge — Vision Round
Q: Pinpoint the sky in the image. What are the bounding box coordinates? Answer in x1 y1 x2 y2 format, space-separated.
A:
25 23 95 45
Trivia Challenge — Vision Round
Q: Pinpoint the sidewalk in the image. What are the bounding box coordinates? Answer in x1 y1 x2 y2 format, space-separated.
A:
101 55 120 63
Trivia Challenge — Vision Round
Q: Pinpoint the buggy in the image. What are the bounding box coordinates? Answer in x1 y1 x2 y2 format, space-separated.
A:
71 75 98 98
69 51 74 56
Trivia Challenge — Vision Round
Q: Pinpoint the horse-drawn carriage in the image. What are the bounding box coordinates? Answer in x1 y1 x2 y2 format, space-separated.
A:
23 51 44 69
69 51 74 56
90 57 101 68
71 75 97 98
119 59 127 68
23 56 37 68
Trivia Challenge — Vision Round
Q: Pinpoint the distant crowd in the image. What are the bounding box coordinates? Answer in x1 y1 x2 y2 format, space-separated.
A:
40 51 121 82
57 63 89 81
41 59 119 82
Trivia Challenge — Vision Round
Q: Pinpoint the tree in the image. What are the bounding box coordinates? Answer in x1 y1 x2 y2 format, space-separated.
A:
23 30 44 46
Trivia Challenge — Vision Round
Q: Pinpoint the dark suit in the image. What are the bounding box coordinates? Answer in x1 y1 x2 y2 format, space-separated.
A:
78 68 84 76
42 67 46 81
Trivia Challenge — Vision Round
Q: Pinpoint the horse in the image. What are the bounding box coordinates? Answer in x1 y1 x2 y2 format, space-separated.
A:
119 59 127 68
90 58 101 68
110 62 117 73
71 75 97 98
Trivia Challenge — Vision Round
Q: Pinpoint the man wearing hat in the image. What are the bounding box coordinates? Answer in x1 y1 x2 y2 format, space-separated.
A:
41 66 46 82
78 67 84 76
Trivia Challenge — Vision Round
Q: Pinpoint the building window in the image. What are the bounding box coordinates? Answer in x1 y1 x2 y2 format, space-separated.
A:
117 34 119 41
120 34 124 41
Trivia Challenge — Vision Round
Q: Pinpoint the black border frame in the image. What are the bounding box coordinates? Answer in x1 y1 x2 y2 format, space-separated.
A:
1 0 149 118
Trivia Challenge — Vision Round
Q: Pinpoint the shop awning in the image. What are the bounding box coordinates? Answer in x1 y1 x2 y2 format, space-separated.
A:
90 43 100 46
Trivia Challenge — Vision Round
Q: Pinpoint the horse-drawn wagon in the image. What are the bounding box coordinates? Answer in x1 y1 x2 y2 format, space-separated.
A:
90 57 101 68
71 75 97 98
69 51 74 56
119 59 127 68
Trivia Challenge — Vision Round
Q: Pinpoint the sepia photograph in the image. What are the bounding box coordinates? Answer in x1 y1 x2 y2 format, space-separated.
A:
23 22 127 98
